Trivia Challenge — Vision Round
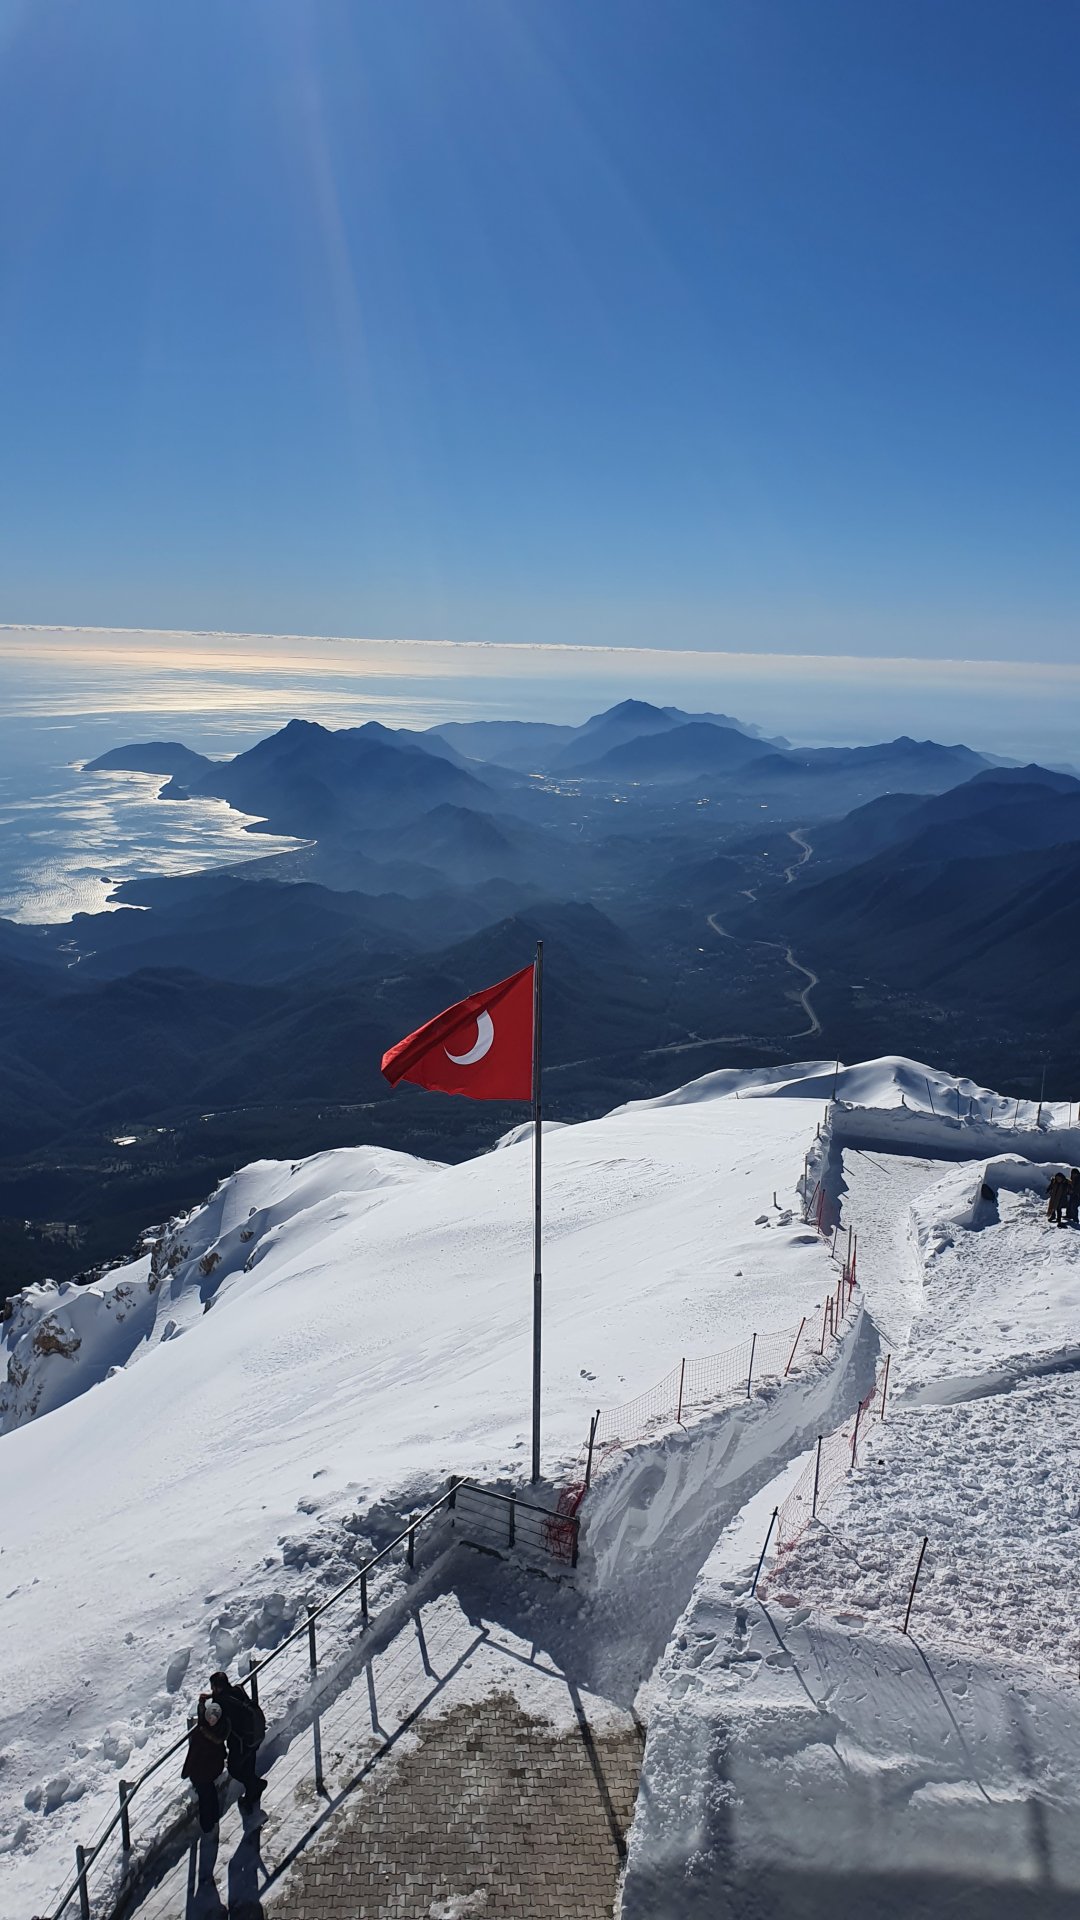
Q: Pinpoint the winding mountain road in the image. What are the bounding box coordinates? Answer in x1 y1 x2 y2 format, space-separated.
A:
707 827 822 1040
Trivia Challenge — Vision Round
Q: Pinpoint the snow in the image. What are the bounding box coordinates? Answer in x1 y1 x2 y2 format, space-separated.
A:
8 1052 1080 1918
1 1066 837 1917
622 1083 1080 1917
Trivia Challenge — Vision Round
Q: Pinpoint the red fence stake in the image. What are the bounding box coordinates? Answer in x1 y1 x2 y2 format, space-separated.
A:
784 1316 806 1375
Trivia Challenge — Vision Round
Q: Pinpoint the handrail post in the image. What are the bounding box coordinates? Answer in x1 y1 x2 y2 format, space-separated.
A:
407 1523 415 1569
508 1497 516 1550
307 1603 318 1676
360 1569 369 1622
246 1657 259 1713
675 1357 686 1425
746 1332 757 1399
75 1844 91 1920
119 1779 132 1851
784 1316 806 1375
811 1435 823 1518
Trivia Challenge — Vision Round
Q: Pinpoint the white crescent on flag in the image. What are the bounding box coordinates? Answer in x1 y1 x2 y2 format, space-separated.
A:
445 1009 495 1066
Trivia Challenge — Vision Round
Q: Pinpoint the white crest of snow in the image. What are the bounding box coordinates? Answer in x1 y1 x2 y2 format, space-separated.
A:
0 1072 839 1914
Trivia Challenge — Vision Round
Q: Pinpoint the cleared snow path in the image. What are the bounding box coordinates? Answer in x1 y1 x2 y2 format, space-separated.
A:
622 1096 1080 1917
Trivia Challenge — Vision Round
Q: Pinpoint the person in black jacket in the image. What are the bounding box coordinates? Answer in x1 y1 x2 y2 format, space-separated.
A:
209 1671 267 1811
1067 1169 1080 1226
181 1699 226 1831
1048 1171 1069 1226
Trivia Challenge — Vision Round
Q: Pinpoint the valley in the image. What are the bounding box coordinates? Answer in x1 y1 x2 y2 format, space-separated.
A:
2 702 1078 1296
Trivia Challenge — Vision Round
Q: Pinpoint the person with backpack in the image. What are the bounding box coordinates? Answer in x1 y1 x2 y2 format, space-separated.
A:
181 1698 227 1832
208 1670 267 1811
1047 1171 1069 1227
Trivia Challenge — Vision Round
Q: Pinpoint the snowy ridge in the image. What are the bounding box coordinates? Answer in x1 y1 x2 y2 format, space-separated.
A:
622 1097 1080 1916
6 1054 1078 1919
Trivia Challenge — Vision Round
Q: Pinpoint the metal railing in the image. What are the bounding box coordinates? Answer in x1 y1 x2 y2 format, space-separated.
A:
48 1478 579 1920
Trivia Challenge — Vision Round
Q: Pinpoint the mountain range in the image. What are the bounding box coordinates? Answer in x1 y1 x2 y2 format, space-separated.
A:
5 699 1076 1295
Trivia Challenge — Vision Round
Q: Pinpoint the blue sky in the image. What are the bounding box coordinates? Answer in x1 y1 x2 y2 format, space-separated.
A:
0 0 1076 658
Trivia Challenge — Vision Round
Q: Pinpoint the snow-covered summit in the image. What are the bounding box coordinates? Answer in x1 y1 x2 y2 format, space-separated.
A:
1 1064 837 1911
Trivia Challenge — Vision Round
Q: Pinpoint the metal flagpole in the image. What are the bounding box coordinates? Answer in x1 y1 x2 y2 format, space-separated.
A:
531 940 544 1483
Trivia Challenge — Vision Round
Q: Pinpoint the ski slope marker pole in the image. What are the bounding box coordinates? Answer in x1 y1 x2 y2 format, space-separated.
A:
902 1535 929 1635
751 1507 779 1596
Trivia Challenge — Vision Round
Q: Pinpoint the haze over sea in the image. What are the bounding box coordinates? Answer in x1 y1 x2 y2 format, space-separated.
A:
3 625 1079 924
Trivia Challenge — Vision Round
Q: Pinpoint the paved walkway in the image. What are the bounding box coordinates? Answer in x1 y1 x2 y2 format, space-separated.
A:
124 1569 643 1920
278 1694 643 1919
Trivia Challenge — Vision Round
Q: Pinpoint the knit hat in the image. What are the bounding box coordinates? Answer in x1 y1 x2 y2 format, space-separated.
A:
203 1701 223 1726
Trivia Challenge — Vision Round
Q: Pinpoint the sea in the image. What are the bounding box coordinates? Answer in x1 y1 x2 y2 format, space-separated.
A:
2 625 1078 925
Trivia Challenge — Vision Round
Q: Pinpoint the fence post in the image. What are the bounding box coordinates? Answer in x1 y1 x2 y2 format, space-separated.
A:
360 1570 368 1622
508 1497 516 1550
819 1299 830 1353
902 1535 929 1635
746 1332 757 1399
119 1779 132 1851
584 1410 599 1492
570 1516 579 1571
925 1077 937 1115
879 1352 891 1420
784 1317 806 1375
811 1435 823 1518
849 1399 862 1469
307 1603 318 1676
675 1357 686 1426
831 1224 838 1258
407 1521 416 1569
75 1844 91 1920
750 1507 779 1596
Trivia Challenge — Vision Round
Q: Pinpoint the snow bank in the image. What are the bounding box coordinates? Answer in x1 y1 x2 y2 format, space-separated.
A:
1 1076 825 1916
622 1577 1080 1918
620 1096 1080 1917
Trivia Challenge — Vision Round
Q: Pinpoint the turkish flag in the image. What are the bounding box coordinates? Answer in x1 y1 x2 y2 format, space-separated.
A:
381 964 535 1101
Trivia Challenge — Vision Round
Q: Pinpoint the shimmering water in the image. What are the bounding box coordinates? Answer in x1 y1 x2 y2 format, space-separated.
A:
2 625 1078 924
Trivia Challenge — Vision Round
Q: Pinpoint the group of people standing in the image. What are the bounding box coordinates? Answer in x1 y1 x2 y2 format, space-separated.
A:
1047 1169 1080 1226
181 1669 268 1832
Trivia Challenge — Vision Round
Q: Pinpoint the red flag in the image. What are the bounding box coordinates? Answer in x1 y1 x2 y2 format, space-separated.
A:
381 964 534 1101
